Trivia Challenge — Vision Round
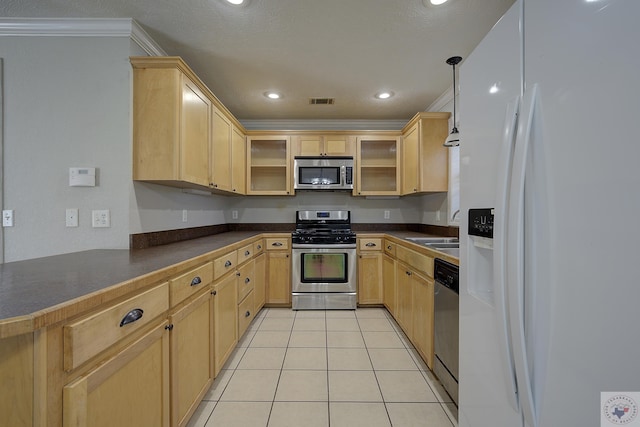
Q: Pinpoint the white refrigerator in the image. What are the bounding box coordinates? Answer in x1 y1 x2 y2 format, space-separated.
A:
459 1 640 426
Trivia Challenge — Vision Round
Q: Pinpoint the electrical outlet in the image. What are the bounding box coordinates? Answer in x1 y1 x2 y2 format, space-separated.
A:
182 209 188 222
66 208 79 227
2 210 14 227
384 210 390 220
232 210 238 220
92 210 110 228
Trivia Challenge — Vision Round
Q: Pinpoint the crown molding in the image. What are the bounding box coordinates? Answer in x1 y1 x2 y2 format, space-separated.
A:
240 119 408 131
0 18 166 56
427 85 454 113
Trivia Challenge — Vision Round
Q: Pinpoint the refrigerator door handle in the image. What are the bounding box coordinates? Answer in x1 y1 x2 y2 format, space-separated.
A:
494 97 520 413
507 84 539 427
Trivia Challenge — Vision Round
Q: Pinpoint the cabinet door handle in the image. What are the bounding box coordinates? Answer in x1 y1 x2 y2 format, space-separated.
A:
211 290 217 296
245 310 251 318
164 324 174 331
120 308 144 327
387 245 392 250
365 242 376 247
225 260 232 267
245 277 251 284
257 244 262 250
190 276 202 286
272 242 283 247
236 272 241 277
245 250 251 256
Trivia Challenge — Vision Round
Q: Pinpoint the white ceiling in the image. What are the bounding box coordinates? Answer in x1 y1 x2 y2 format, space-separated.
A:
0 0 514 122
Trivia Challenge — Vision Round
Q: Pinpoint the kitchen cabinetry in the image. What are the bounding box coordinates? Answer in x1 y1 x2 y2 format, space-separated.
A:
401 112 450 195
265 235 291 306
247 136 292 195
236 260 255 337
355 135 401 195
357 237 384 305
132 57 211 190
212 273 237 376
292 134 355 157
383 239 398 317
253 241 266 313
412 271 435 369
63 321 170 427
0 333 34 426
168 290 214 427
210 107 233 192
396 262 414 339
231 126 247 194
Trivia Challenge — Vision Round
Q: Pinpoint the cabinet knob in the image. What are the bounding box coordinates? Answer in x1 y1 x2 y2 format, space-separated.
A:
245 310 251 318
245 250 251 256
190 276 202 286
211 290 217 296
225 260 232 267
257 245 262 250
387 245 392 250
165 324 174 331
236 271 241 277
119 308 144 327
245 277 251 284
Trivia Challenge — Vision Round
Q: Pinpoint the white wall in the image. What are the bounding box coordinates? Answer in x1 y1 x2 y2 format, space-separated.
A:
0 36 134 262
0 26 455 262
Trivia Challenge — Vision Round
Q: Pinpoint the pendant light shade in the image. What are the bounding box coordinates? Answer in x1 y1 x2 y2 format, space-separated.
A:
444 56 462 147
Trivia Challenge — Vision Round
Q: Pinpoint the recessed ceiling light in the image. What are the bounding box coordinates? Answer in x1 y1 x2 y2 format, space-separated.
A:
423 0 452 6
226 0 244 4
375 91 394 100
264 92 282 100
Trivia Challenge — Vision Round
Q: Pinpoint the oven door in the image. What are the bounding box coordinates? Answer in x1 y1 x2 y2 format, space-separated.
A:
291 244 356 293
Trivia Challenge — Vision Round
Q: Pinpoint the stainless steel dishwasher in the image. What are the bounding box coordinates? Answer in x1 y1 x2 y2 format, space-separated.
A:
433 258 459 405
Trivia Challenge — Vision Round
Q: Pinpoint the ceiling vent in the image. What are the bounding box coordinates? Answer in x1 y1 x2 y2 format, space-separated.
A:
309 98 335 105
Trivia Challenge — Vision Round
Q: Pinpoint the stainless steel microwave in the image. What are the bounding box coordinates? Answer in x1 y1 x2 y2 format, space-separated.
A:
293 156 354 190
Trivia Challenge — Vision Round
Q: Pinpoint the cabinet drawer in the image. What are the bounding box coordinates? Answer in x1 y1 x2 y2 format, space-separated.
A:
265 237 290 251
396 245 434 278
359 238 382 251
169 262 213 306
214 250 238 280
384 239 396 256
63 282 169 372
253 239 264 256
237 291 255 338
238 243 253 265
237 261 255 302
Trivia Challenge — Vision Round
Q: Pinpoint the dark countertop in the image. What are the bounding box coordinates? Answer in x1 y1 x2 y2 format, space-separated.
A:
0 232 260 324
0 229 457 336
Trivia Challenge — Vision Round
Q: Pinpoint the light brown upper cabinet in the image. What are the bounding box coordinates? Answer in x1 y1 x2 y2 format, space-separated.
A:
246 135 292 195
231 126 247 194
401 112 450 195
131 57 245 195
355 135 401 196
292 134 355 157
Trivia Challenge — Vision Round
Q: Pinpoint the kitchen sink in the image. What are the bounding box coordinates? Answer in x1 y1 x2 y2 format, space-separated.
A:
406 237 459 244
424 243 459 249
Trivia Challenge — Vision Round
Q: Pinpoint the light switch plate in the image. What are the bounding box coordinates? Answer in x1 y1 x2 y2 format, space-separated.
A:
2 210 14 227
66 208 79 227
92 210 110 228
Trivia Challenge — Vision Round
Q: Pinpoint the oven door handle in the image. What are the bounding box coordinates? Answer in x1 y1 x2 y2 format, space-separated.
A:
292 244 357 250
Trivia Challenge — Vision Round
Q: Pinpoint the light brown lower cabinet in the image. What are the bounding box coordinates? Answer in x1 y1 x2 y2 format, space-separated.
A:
411 272 435 369
168 290 214 427
63 321 170 427
358 252 383 305
382 254 397 316
253 252 266 312
212 273 237 376
396 263 414 339
0 333 34 426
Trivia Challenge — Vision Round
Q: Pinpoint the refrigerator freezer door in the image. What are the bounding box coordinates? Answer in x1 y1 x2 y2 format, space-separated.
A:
522 0 640 426
458 3 523 427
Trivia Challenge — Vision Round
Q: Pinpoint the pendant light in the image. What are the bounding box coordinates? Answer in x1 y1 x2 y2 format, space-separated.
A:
443 56 462 147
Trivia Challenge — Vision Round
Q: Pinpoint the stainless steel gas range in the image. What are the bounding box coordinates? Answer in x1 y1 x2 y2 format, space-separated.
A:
291 210 357 310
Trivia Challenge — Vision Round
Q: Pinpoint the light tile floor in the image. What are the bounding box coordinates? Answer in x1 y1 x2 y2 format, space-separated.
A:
187 308 457 427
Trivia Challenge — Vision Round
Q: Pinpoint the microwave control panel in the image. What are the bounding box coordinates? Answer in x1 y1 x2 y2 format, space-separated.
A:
468 208 494 239
345 167 353 185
